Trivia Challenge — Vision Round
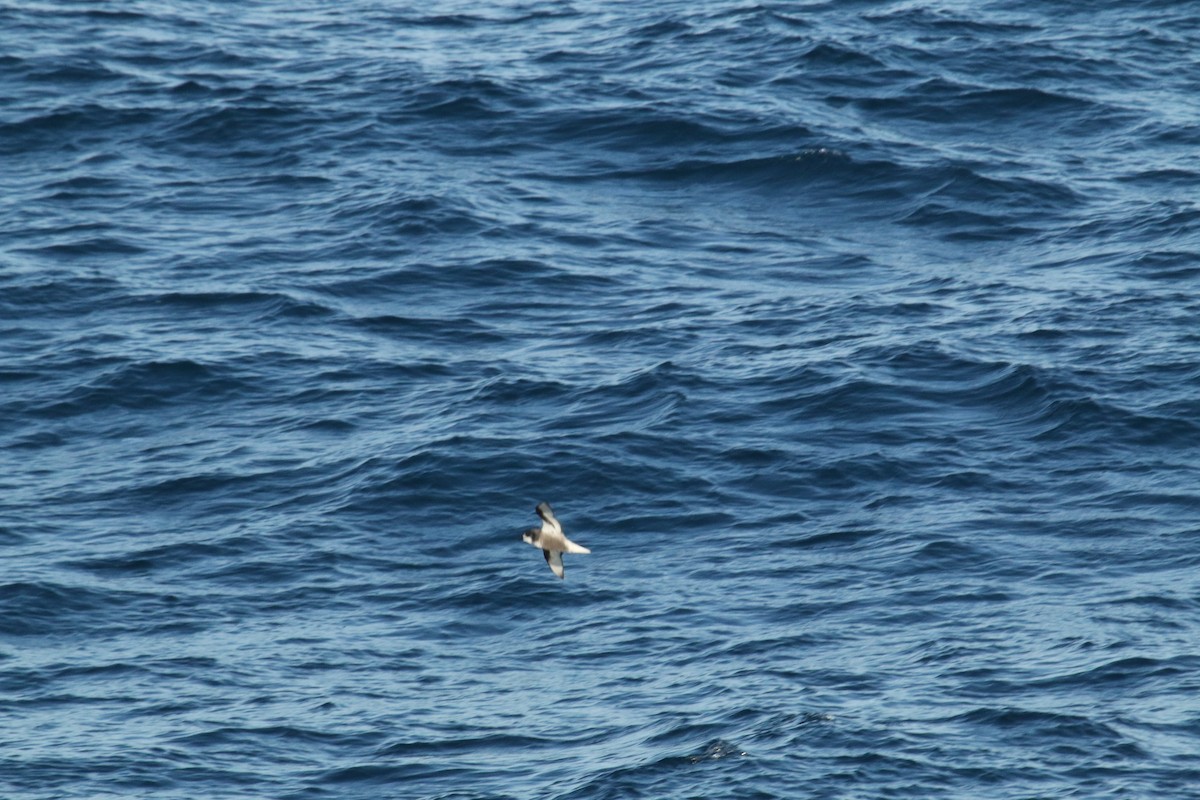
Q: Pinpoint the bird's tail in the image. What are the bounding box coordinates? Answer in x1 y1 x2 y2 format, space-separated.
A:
565 541 591 554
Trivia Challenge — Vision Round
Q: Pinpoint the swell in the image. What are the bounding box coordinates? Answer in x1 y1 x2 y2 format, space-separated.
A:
0 580 214 637
749 339 1199 454
29 358 253 418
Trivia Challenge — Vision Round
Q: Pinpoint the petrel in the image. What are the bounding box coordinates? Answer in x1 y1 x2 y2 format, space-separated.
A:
522 501 590 579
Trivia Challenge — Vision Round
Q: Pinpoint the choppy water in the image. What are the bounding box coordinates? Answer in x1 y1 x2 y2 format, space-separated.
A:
3 1 1200 798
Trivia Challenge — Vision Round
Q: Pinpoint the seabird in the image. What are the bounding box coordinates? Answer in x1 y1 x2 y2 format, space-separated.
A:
521 501 590 579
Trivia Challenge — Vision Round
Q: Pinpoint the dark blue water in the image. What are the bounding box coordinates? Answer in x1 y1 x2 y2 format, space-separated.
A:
3 2 1199 798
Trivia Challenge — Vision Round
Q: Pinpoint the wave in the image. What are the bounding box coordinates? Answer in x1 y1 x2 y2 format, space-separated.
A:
0 580 209 637
34 358 252 418
0 104 160 157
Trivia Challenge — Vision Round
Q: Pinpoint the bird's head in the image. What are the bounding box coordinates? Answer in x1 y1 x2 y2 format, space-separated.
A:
521 528 539 545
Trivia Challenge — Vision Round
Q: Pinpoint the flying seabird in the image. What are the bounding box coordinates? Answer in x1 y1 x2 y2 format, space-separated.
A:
522 501 590 579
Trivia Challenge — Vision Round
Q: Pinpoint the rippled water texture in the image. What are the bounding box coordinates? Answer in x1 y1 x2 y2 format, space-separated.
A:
3 1 1199 798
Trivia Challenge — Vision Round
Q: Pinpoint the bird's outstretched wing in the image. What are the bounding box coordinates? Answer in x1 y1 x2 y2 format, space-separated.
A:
544 549 565 579
536 501 562 537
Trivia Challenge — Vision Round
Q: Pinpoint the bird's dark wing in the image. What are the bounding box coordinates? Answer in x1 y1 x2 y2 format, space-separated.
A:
544 549 565 579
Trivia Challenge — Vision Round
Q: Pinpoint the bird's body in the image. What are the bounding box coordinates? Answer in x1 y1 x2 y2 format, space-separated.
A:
522 501 590 579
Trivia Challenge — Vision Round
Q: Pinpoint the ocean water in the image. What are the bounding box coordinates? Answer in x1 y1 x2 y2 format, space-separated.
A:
2 1 1199 797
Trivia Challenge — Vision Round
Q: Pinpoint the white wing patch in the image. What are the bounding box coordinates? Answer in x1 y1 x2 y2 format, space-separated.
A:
536 502 562 537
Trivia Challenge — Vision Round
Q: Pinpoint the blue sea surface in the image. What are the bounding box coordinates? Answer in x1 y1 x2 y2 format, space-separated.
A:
2 1 1199 798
